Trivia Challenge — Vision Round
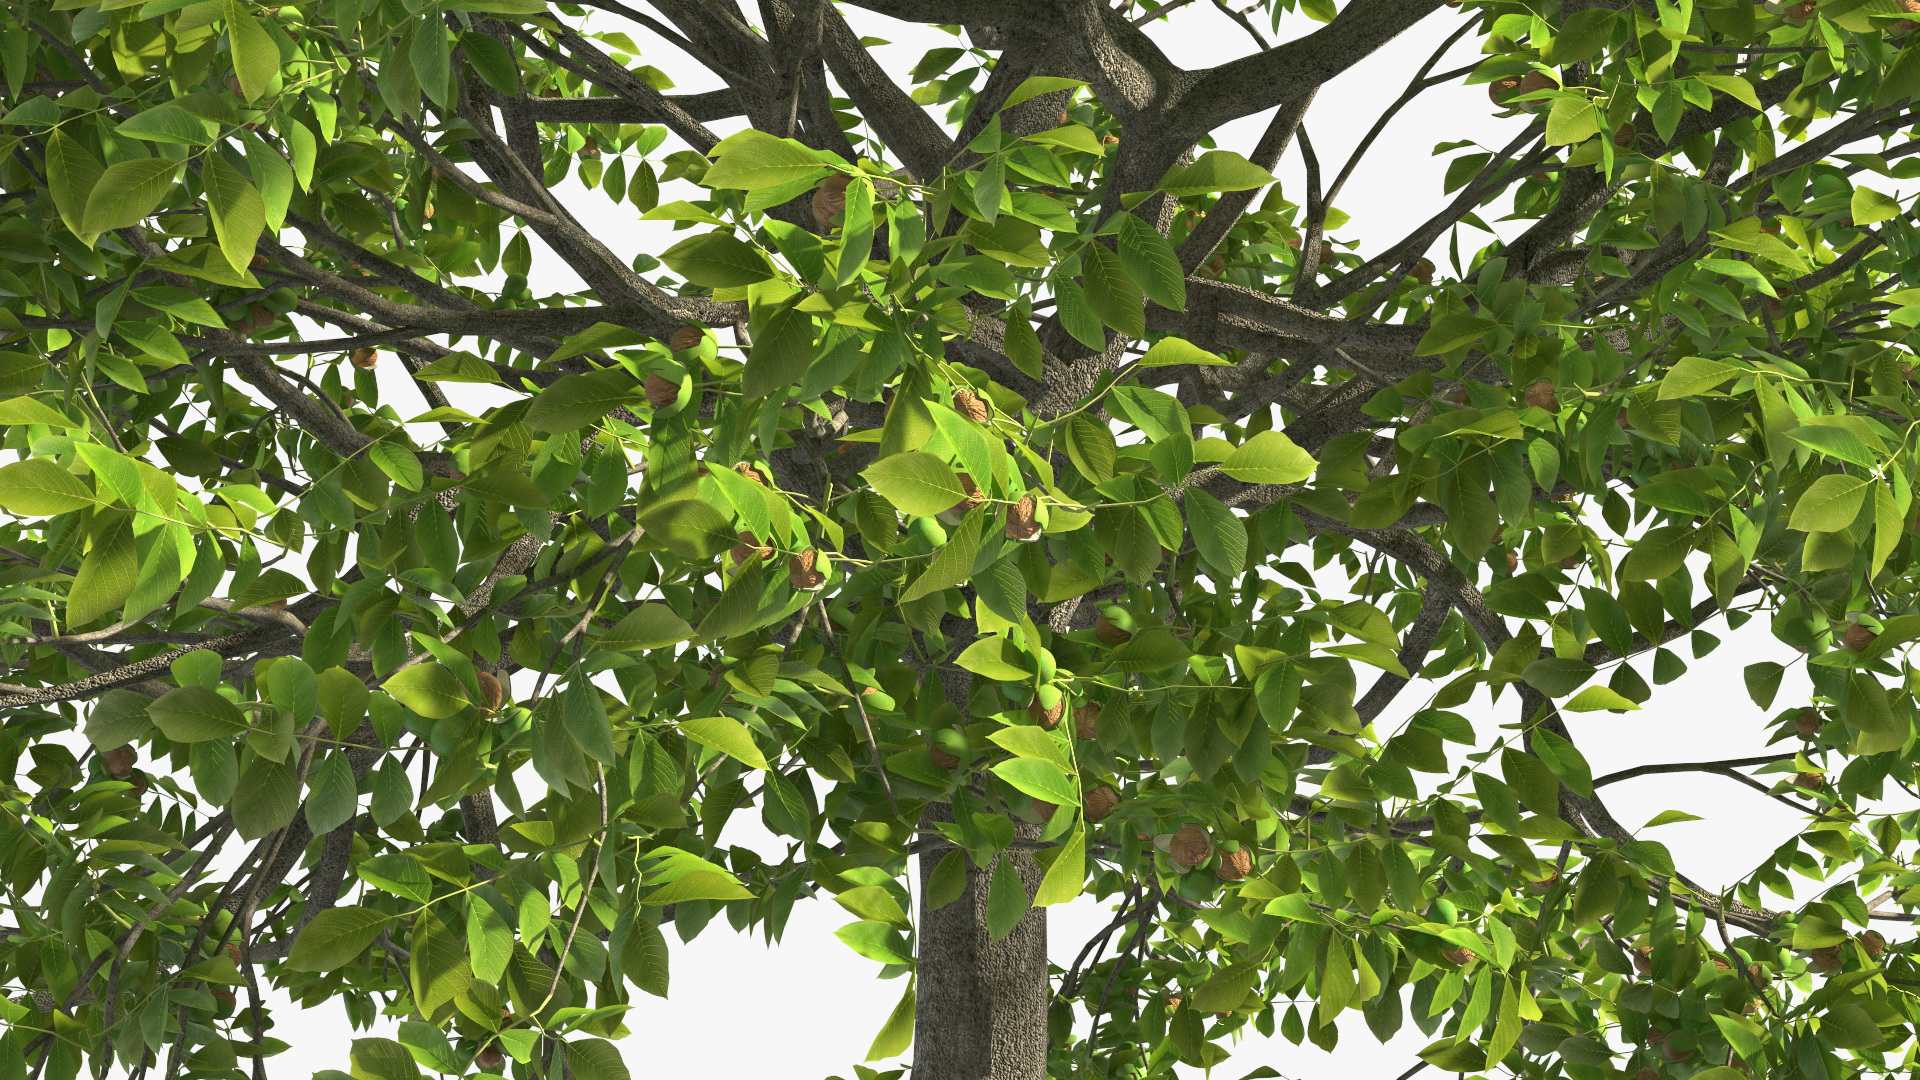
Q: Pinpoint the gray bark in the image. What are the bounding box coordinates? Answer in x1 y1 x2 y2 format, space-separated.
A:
913 803 1050 1080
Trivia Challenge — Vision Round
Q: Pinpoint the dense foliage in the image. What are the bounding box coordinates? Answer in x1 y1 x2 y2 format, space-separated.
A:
9 0 1920 1077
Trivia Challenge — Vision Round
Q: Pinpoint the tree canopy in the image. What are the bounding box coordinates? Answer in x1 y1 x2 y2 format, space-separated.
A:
9 0 1920 1078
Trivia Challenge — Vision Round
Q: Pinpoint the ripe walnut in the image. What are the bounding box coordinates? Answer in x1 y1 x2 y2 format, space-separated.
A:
1842 622 1878 651
1005 496 1042 542
668 326 704 352
1073 702 1100 739
812 174 850 227
1096 619 1133 646
103 745 137 777
1214 846 1253 881
1168 825 1211 870
644 373 679 409
731 531 772 565
1084 786 1119 822
946 472 985 516
1524 379 1558 411
350 347 378 369
475 671 505 713
952 389 990 422
787 551 827 591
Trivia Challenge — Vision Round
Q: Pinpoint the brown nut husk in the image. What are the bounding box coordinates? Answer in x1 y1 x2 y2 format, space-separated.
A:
947 472 985 516
668 326 704 353
1634 946 1653 974
1843 622 1878 651
1812 945 1843 971
788 550 827 591
1795 772 1825 791
1863 930 1887 958
733 462 766 485
930 745 961 771
476 1047 505 1071
1524 379 1558 411
1073 702 1100 739
812 174 850 227
1084 786 1119 822
953 389 990 423
350 346 378 370
731 531 773 565
1441 947 1473 965
1028 697 1065 730
1096 618 1133 646
644 373 679 409
476 671 505 712
103 745 137 778
1795 709 1824 738
1215 847 1253 881
1005 495 1042 542
1169 825 1211 870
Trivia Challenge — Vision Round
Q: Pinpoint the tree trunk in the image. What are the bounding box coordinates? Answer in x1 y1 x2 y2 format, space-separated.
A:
913 804 1050 1080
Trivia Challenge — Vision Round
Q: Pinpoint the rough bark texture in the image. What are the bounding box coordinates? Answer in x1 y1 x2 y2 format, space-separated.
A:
914 803 1050 1080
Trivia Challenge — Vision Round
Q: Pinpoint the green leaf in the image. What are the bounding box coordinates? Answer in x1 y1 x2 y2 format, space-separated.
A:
1695 72 1761 110
224 0 280 101
1820 1002 1886 1050
0 396 81 428
1220 430 1317 485
1136 337 1227 367
1080 243 1144 337
1032 828 1085 907
991 758 1078 805
659 231 776 287
834 885 911 929
560 1039 630 1080
704 130 830 190
1847 672 1907 755
80 158 179 234
864 452 966 516
148 684 250 742
466 894 514 985
1852 184 1903 226
835 920 913 964
318 666 371 739
382 663 471 719
986 725 1072 772
1186 489 1247 577
1116 215 1186 311
1789 474 1871 534
526 368 638 432
644 869 755 904
0 459 94 515
984 856 1028 941
679 715 769 770
1618 524 1694 581
1158 150 1278 196
955 637 1035 681
203 154 265 273
411 351 501 383
1001 76 1086 111
743 304 813 399
602 603 695 651
1643 809 1703 827
1062 413 1117 483
866 979 916 1061
1561 686 1641 712
638 497 735 560
45 130 102 239
1109 627 1191 672
621 917 670 997
233 754 299 838
1657 356 1741 399
902 507 983 601
303 751 358 834
289 907 391 972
